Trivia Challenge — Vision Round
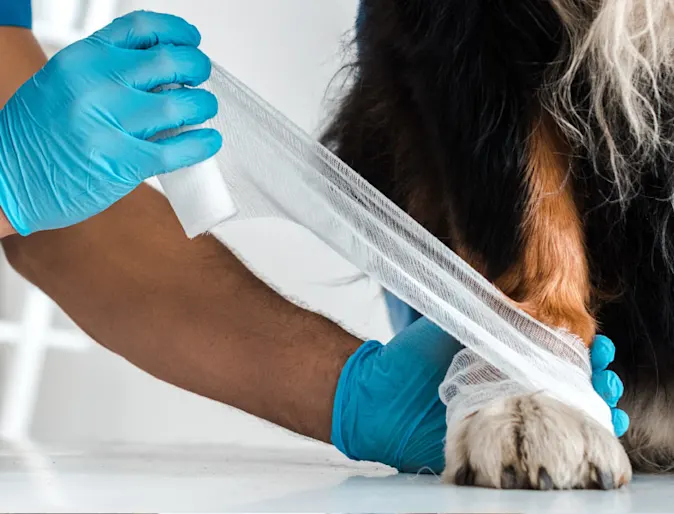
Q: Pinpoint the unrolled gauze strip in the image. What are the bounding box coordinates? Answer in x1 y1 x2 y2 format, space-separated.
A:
158 62 613 434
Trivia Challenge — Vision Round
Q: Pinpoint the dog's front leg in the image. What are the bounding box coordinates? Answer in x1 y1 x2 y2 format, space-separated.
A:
442 117 632 490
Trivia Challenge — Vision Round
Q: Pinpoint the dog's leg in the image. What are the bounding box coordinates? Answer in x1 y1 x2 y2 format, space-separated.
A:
442 115 632 490
327 0 633 488
497 115 595 345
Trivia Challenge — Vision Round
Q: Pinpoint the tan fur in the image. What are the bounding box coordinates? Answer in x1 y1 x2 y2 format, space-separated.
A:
496 116 596 345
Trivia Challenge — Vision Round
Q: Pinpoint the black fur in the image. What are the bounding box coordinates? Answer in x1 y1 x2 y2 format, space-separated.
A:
324 0 565 280
322 0 674 470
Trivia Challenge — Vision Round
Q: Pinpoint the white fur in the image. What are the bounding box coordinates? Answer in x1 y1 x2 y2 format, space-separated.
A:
442 393 632 489
621 389 674 472
547 0 674 204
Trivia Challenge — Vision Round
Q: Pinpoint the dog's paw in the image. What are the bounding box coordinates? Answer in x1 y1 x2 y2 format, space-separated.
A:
442 393 632 490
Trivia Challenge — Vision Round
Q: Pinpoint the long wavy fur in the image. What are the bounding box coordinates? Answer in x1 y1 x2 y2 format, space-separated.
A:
548 0 674 205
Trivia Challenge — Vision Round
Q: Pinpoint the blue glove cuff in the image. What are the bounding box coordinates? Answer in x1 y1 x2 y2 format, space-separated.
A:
331 340 382 459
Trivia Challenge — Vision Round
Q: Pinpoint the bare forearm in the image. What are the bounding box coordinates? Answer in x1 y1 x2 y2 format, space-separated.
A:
3 185 361 441
0 27 46 105
0 27 47 237
0 207 13 238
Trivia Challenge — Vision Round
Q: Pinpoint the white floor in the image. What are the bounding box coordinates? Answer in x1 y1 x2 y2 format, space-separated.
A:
0 440 671 513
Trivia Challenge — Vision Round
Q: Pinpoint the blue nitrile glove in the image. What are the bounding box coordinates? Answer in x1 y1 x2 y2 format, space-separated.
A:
332 319 629 474
0 10 222 236
592 334 630 437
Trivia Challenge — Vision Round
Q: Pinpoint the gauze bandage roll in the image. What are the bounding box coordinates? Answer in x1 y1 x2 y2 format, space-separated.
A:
159 156 236 238
157 62 613 435
156 84 237 239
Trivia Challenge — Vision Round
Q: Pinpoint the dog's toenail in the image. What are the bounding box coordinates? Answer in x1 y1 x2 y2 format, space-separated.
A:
591 464 615 490
501 465 519 489
538 467 554 490
455 464 474 486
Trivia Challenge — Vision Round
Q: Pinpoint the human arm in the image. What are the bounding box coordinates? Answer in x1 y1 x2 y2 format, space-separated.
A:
3 184 362 442
0 13 355 442
0 5 360 449
0 5 46 237
0 202 13 238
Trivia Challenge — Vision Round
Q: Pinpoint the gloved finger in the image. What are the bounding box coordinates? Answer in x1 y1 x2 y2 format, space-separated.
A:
613 408 630 438
149 128 223 177
591 334 616 371
123 88 218 140
591 369 624 408
90 11 201 49
125 45 212 91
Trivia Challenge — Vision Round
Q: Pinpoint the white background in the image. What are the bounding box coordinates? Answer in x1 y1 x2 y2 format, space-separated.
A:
0 0 394 446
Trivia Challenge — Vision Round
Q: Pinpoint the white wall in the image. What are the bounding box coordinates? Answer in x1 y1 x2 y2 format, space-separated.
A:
0 0 395 446
121 0 358 133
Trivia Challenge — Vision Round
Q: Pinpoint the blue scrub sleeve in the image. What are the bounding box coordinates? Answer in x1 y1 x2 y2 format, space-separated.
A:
383 290 422 334
0 0 31 28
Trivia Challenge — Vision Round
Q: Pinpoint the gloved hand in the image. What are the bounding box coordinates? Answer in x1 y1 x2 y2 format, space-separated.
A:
332 317 629 474
591 334 629 437
0 10 222 236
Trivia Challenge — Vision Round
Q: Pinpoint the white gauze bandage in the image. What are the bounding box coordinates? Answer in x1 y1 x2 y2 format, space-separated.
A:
157 62 613 435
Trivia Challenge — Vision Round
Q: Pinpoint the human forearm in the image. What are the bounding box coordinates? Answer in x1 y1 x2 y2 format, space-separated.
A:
0 207 13 238
2 185 361 442
0 27 46 105
0 27 46 237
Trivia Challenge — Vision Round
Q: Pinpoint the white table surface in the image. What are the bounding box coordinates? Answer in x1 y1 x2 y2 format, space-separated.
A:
0 440 670 513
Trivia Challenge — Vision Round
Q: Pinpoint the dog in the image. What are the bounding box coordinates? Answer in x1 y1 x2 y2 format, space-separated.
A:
322 0 674 489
